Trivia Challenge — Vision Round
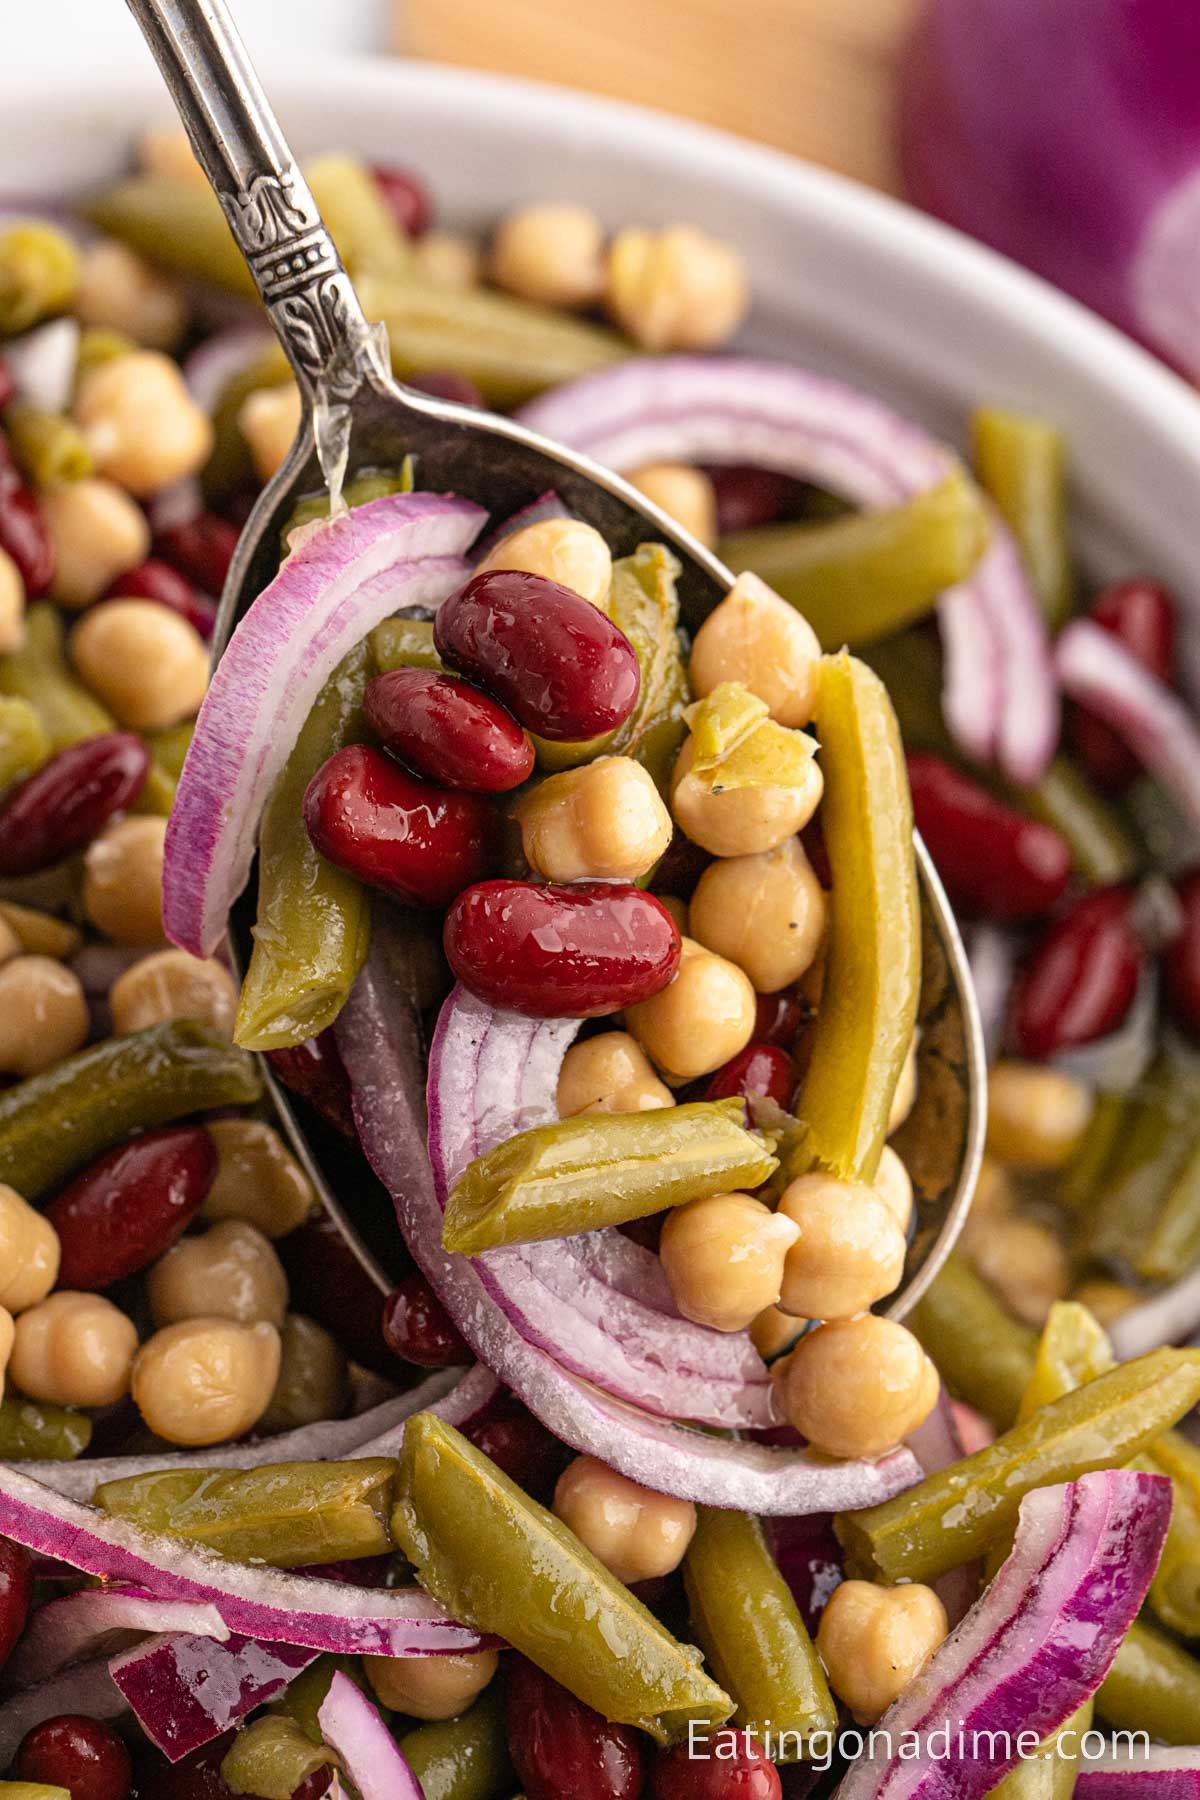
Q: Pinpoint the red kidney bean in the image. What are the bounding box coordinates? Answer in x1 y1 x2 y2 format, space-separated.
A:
0 733 151 877
705 465 798 535
766 1513 844 1634
365 668 535 793
265 1028 357 1139
382 1270 470 1368
0 430 54 596
304 744 495 909
705 1043 794 1109
1010 885 1145 1060
406 369 484 408
278 1209 410 1377
435 569 640 742
154 513 239 596
798 817 831 890
753 989 806 1049
370 164 432 237
506 1657 645 1800
465 1396 572 1501
445 880 681 1018
136 1733 235 1800
651 1735 781 1800
17 1715 133 1800
46 1126 217 1289
1069 578 1177 790
649 831 711 902
0 1538 32 1676
105 556 217 640
0 354 15 412
1165 867 1200 1040
907 751 1072 921
291 1771 334 1800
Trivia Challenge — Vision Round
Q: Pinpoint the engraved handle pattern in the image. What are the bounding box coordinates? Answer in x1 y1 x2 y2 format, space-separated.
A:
125 0 376 402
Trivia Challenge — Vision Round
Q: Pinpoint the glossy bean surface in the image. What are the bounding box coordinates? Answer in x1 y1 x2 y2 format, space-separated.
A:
505 1658 645 1800
382 1271 471 1369
1070 578 1177 790
0 733 149 876
46 1125 217 1289
907 751 1071 920
364 668 534 792
1010 886 1144 1059
705 1043 795 1109
16 1715 133 1800
106 557 217 640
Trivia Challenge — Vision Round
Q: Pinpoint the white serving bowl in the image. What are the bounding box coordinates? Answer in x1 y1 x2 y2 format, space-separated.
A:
3 54 1199 663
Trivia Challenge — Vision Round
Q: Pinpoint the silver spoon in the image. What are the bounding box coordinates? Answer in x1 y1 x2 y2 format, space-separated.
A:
126 0 986 1320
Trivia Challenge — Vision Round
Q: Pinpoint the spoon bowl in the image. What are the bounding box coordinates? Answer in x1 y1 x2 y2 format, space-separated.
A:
128 0 986 1317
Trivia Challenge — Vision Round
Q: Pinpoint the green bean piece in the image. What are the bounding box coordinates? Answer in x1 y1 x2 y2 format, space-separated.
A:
221 1716 336 1800
1057 1091 1127 1214
0 1019 261 1199
4 403 93 487
1011 757 1141 886
0 901 81 959
268 1657 370 1744
84 180 265 296
400 1686 515 1800
682 1507 836 1758
204 345 291 500
304 154 412 280
370 616 444 674
282 469 413 549
95 1460 396 1568
858 631 954 757
235 644 371 1051
793 653 920 1184
131 757 178 817
1097 1617 1200 1744
991 1702 1091 1800
0 222 79 334
836 1348 1200 1585
146 720 194 784
720 470 988 650
0 697 51 793
972 406 1073 626
1083 1050 1200 1276
1016 1302 1113 1421
392 1412 733 1743
0 604 114 748
442 1098 777 1255
0 1397 91 1460
0 1785 73 1800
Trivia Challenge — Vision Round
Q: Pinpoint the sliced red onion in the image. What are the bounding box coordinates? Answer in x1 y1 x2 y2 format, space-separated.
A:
965 924 1017 1062
1076 1749 1200 1800
1051 966 1159 1093
336 918 921 1514
3 317 80 414
472 490 569 564
183 323 274 416
1109 1264 1200 1362
318 1671 424 1800
837 1469 1171 1800
0 1464 485 1657
905 1389 977 1627
0 1659 126 1766
111 1631 317 1762
5 1585 227 1688
353 1362 499 1457
1057 620 1200 833
164 491 485 958
517 357 1058 782
426 986 778 1429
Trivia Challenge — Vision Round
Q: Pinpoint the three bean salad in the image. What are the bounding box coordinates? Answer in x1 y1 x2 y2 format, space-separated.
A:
0 129 1199 1800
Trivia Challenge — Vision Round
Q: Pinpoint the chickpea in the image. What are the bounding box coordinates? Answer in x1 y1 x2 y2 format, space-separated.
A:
816 1580 948 1725
628 464 717 549
74 351 214 496
0 1306 12 1401
10 1291 138 1408
986 1062 1094 1171
132 1318 281 1446
659 1193 800 1333
0 546 24 654
238 383 302 484
515 757 673 885
0 916 19 966
42 478 150 609
556 1031 673 1117
967 1216 1068 1328
0 956 88 1078
670 735 822 859
971 1154 1016 1222
626 937 756 1082
71 600 209 732
658 895 689 935
873 1145 914 1234
74 240 188 351
0 902 82 960
553 1455 696 1582
689 839 826 994
365 1648 498 1722
83 815 166 945
258 1314 350 1436
137 125 207 187
777 1315 938 1458
0 1184 60 1314
776 1173 907 1321
477 518 613 612
201 1119 315 1238
749 1304 806 1363
690 573 821 728
110 948 237 1038
606 224 748 351
1072 1278 1138 1328
888 1032 919 1135
148 1219 289 1329
412 230 482 289
491 203 605 309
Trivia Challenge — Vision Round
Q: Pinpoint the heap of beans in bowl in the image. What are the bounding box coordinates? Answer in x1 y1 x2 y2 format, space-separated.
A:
0 125 1198 1800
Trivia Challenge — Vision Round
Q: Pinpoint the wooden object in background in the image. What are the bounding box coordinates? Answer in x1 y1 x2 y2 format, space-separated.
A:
400 0 919 194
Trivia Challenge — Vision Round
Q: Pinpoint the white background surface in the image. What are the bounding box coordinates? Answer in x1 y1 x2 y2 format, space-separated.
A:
7 0 387 74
